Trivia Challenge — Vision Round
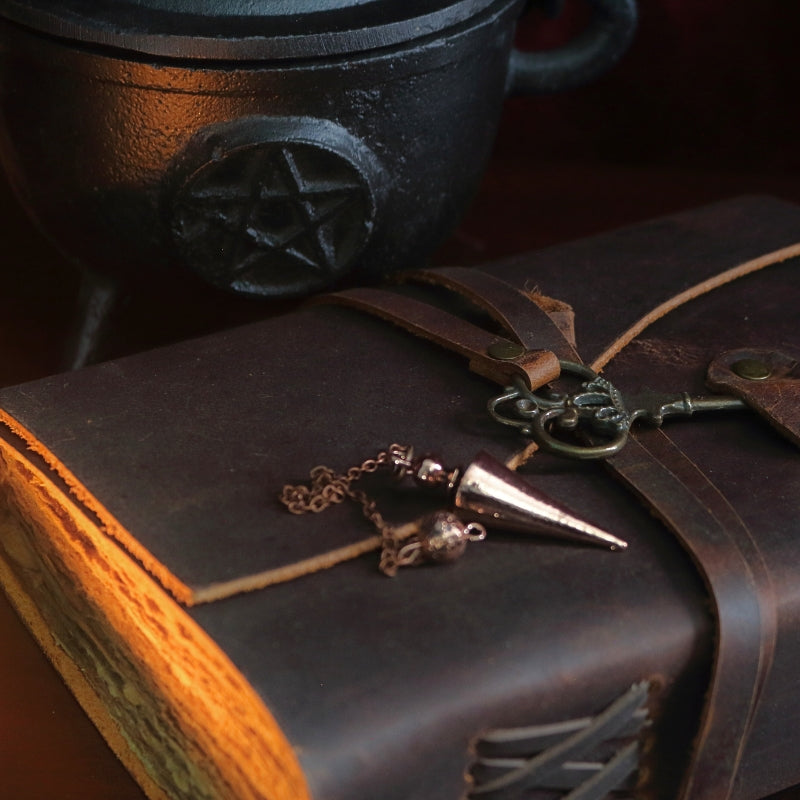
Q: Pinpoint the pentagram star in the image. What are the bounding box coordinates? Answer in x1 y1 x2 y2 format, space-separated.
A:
181 142 369 278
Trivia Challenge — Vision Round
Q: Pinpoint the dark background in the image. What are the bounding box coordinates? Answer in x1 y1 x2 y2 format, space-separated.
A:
1 2 800 797
438 0 800 263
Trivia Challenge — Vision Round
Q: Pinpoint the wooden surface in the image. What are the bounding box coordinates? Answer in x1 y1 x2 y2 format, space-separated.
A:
2 2 800 797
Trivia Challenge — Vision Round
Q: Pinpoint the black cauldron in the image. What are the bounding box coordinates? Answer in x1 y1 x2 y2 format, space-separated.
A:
0 0 636 301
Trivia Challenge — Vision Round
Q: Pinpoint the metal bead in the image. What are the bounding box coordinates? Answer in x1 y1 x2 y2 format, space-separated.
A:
412 454 457 488
418 511 485 563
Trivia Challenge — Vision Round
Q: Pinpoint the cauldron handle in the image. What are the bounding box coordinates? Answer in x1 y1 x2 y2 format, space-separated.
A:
508 0 637 94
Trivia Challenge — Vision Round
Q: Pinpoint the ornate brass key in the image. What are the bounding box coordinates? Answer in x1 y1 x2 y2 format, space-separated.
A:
489 360 748 460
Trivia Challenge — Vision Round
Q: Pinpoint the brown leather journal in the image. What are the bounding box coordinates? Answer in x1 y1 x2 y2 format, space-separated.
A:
0 195 798 800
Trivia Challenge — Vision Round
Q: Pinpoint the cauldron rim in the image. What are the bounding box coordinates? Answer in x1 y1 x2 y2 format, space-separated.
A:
0 0 517 60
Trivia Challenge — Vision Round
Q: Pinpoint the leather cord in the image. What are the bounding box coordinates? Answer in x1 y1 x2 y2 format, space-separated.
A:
469 681 650 799
588 240 800 372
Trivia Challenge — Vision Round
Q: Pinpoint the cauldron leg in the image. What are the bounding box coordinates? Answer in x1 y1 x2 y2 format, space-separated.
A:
59 265 289 372
60 269 121 371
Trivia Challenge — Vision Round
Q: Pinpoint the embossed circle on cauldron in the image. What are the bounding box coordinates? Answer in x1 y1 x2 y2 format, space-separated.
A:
169 117 381 297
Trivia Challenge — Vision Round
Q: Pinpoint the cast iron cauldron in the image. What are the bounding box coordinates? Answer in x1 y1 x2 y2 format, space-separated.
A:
0 0 636 301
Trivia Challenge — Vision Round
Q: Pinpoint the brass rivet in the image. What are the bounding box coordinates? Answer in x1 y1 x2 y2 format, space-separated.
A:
731 358 772 381
487 341 525 361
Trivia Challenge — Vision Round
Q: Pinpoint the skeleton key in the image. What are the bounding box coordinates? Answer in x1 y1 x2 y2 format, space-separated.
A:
489 360 748 460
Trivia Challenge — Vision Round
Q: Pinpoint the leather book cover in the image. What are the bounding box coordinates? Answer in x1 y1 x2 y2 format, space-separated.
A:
0 195 798 800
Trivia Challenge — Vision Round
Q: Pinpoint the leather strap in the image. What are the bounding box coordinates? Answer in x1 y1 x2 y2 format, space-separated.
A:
706 347 800 448
428 268 778 800
401 266 581 361
321 286 560 390
607 432 776 800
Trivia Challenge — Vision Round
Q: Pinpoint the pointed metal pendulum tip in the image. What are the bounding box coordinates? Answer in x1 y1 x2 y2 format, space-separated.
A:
452 451 628 551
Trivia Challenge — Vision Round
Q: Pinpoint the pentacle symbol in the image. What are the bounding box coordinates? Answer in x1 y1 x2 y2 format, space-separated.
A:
171 140 375 296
